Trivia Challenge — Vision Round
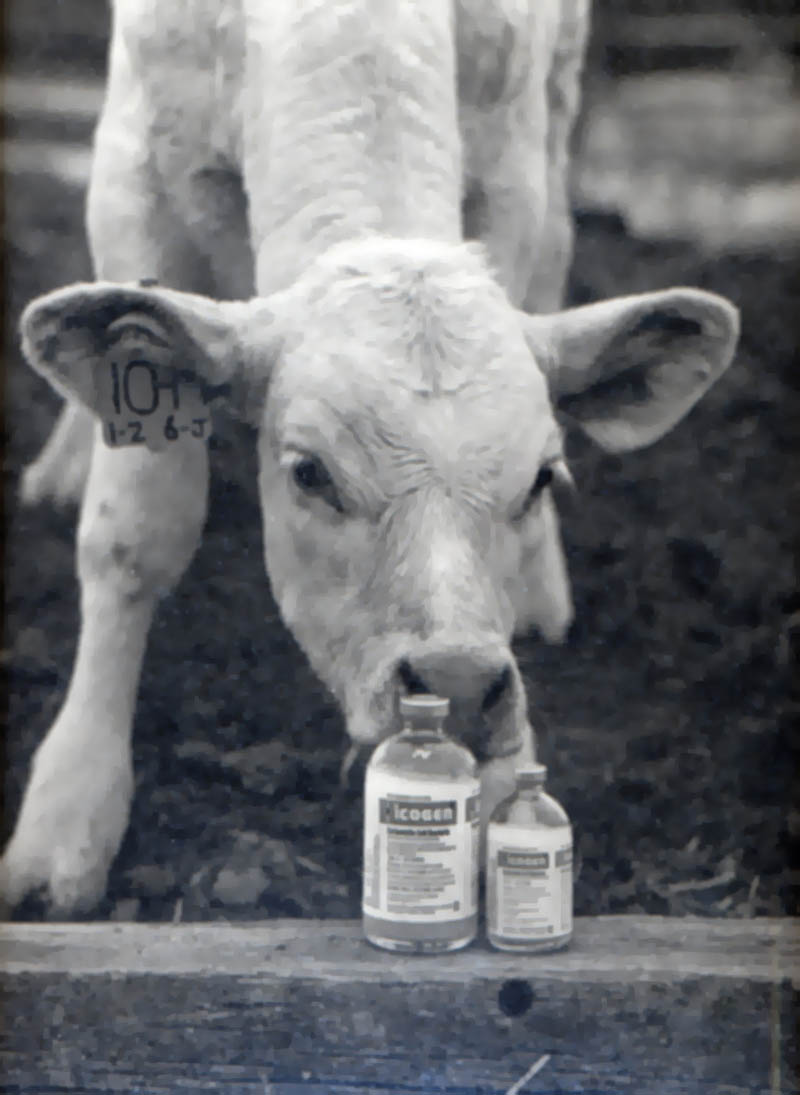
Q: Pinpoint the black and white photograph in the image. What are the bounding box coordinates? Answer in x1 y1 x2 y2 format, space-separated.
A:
1 0 797 1091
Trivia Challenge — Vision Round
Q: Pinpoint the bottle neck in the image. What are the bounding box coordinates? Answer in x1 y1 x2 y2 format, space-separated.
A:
402 720 447 738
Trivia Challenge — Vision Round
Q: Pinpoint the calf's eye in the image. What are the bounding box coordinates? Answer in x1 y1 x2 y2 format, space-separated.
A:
529 466 554 498
291 456 344 513
511 464 555 522
293 456 330 492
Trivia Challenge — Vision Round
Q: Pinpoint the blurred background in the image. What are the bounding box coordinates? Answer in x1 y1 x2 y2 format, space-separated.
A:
4 0 799 248
2 1 798 924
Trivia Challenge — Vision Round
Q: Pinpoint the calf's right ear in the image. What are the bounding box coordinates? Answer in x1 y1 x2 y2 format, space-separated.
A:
20 282 281 427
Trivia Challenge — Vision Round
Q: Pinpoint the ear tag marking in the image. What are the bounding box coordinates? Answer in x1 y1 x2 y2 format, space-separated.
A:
99 322 214 452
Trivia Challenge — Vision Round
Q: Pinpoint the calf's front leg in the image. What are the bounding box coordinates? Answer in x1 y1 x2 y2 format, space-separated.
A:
1 430 208 914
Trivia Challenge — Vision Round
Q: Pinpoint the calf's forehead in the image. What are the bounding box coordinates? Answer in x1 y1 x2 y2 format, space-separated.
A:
263 262 558 472
268 328 557 489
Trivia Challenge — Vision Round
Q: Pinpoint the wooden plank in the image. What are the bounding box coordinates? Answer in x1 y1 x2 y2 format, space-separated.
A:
1 915 797 981
1 917 797 1093
597 12 799 78
602 13 799 54
4 0 109 78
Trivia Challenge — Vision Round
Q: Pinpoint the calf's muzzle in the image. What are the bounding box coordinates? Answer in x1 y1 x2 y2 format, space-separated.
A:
396 644 520 761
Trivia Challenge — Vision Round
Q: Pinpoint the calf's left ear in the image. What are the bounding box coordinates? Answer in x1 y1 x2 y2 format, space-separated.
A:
523 288 739 452
20 282 280 427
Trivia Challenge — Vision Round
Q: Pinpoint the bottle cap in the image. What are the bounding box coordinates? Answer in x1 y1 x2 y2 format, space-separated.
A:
516 762 547 784
399 694 450 719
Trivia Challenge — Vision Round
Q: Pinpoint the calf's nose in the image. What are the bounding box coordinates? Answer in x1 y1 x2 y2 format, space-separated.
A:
398 647 512 714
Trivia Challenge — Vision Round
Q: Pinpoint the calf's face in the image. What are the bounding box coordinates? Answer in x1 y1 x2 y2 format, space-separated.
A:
21 239 739 757
259 243 572 756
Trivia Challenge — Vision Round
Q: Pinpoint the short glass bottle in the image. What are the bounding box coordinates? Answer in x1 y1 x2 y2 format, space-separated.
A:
486 762 573 952
362 694 481 953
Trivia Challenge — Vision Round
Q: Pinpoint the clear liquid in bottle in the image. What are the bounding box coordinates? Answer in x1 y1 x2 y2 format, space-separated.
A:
362 694 480 953
486 762 572 952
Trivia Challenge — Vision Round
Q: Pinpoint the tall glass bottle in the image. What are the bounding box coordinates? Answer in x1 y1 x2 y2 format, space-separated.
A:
486 762 573 952
362 694 480 953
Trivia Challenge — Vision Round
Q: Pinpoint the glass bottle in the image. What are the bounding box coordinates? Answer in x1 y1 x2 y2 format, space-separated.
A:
486 762 573 952
362 694 480 953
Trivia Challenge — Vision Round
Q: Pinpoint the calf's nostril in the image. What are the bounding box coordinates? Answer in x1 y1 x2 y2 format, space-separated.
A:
481 665 512 712
397 659 430 695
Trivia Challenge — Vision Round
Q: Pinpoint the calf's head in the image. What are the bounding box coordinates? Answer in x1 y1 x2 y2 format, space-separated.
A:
21 239 738 758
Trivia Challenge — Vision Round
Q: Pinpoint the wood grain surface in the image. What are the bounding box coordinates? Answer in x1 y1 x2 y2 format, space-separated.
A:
2 916 797 1093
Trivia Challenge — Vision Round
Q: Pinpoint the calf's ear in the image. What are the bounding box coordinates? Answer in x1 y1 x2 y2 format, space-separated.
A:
20 282 280 427
523 288 739 452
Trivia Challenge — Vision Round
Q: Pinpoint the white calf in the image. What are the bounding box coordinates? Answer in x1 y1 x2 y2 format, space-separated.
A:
2 0 738 913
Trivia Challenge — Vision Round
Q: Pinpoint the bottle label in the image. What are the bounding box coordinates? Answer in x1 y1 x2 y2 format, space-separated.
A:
363 770 480 924
487 823 573 941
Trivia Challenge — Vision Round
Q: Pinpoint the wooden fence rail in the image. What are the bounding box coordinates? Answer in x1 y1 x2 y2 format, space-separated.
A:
1 916 797 1093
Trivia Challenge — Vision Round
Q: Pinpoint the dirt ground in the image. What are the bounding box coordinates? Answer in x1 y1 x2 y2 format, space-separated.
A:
3 149 797 926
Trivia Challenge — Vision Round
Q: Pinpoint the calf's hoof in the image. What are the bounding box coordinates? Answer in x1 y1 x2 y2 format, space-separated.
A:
0 739 133 916
0 841 110 917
